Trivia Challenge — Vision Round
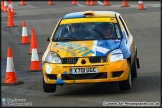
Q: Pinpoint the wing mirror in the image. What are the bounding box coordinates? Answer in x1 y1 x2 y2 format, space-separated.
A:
47 37 50 41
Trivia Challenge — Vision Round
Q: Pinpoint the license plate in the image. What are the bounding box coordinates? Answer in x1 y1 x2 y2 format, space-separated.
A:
70 67 98 74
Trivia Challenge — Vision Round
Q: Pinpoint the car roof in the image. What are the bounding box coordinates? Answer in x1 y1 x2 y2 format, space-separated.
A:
63 11 121 19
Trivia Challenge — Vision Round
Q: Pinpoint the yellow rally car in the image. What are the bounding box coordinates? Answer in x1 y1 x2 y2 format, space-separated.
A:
42 11 140 93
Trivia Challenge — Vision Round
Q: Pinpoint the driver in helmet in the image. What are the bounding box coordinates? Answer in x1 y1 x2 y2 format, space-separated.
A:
71 23 81 32
64 23 91 39
92 23 113 38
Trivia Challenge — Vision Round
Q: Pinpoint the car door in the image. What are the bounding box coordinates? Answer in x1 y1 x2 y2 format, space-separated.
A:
118 15 136 66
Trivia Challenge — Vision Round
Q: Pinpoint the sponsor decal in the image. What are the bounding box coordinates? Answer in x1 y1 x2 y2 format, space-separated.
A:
56 42 95 57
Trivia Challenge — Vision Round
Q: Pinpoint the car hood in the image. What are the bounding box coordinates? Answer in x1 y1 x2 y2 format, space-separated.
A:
50 40 121 57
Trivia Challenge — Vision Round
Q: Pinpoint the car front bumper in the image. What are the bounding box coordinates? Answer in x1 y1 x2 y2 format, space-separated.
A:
42 59 129 85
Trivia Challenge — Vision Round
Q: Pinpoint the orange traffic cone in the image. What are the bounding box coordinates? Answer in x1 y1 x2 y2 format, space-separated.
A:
8 0 12 4
3 0 8 12
121 0 129 7
19 0 27 6
5 6 17 28
9 1 16 15
7 2 15 17
86 0 90 5
104 0 111 6
7 0 11 11
1 0 4 11
28 28 42 55
3 47 24 85
72 0 77 5
138 1 145 10
28 39 42 72
19 21 30 45
89 0 95 6
7 3 12 16
48 0 54 5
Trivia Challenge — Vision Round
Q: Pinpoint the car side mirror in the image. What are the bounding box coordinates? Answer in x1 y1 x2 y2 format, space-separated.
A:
47 37 50 41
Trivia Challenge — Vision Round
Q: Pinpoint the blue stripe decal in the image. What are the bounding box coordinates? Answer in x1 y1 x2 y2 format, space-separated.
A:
94 40 120 56
63 12 85 19
120 31 131 59
70 68 73 74
63 71 68 74
55 78 65 84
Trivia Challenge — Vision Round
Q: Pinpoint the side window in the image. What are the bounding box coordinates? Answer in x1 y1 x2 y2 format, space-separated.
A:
114 24 121 38
122 17 130 32
53 25 64 38
119 16 129 37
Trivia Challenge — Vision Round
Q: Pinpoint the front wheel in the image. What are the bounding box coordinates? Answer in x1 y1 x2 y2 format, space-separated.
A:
131 56 138 78
43 78 56 93
118 61 131 90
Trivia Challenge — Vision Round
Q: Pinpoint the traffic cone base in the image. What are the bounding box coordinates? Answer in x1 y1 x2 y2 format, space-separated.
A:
27 70 42 72
29 61 41 70
104 4 111 6
72 1 77 5
48 3 54 5
2 81 24 85
19 42 30 45
121 5 130 7
3 47 24 85
28 49 42 72
138 8 146 10
137 2 146 10
18 4 27 6
19 0 27 6
19 37 30 44
89 1 95 6
121 0 130 7
5 26 18 28
105 4 111 6
103 0 111 6
86 0 90 5
48 0 54 5
4 72 18 83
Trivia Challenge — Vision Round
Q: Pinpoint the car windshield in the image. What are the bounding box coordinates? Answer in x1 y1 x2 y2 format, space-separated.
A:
53 22 121 41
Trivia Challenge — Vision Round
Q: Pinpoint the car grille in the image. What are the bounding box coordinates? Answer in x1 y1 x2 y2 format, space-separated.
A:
61 58 78 64
61 57 107 64
89 56 107 63
61 72 107 80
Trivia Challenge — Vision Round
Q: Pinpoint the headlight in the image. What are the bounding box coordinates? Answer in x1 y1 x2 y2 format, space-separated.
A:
45 51 62 64
110 49 123 62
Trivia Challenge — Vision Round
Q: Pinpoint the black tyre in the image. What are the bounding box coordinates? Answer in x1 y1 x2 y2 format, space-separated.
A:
118 61 131 90
131 56 138 78
43 78 56 93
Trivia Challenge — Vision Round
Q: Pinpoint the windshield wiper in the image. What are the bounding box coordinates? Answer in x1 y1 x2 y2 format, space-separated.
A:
54 37 77 41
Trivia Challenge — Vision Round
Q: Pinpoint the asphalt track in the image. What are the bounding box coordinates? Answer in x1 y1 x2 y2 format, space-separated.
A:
1 1 161 107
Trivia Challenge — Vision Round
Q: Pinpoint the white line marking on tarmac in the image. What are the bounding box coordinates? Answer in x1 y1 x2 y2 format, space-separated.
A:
152 5 160 7
77 2 85 7
97 1 104 5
